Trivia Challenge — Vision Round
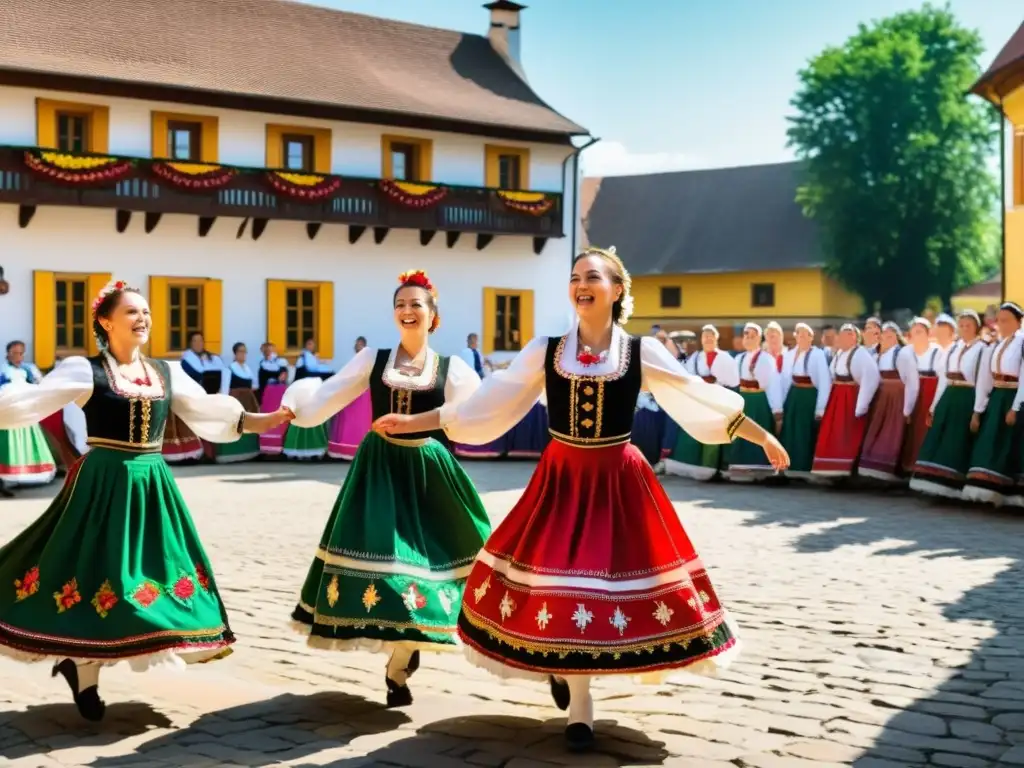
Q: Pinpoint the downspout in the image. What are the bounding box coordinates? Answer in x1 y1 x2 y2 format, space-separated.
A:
563 135 601 263
998 97 1007 303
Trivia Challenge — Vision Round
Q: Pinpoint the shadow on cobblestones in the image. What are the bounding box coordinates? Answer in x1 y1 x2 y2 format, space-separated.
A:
682 477 1024 767
85 691 409 767
359 714 670 766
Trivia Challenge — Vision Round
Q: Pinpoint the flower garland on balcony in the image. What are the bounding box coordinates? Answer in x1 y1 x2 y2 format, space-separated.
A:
24 150 133 185
380 179 447 208
496 190 553 216
267 171 342 201
152 162 236 190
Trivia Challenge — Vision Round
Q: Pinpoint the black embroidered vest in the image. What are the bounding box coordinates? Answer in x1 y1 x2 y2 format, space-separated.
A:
82 355 171 450
544 334 642 446
369 349 450 442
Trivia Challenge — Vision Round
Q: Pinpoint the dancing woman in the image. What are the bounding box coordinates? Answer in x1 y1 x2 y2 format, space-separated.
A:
0 342 57 487
910 311 990 499
778 323 831 479
283 270 491 708
858 322 919 483
374 247 789 751
962 302 1024 506
811 324 880 478
664 325 740 480
0 281 292 721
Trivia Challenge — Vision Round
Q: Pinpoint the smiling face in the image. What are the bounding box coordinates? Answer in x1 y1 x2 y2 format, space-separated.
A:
100 291 152 349
569 254 622 323
795 326 813 350
881 327 900 350
742 327 761 352
996 308 1023 339
863 321 881 347
958 316 978 341
393 285 434 336
700 329 717 350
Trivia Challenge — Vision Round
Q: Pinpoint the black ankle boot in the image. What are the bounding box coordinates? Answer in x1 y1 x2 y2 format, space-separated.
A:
549 676 570 711
52 659 106 722
565 722 595 752
384 650 421 709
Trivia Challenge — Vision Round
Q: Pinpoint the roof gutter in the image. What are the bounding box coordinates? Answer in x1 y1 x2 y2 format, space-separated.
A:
563 135 601 265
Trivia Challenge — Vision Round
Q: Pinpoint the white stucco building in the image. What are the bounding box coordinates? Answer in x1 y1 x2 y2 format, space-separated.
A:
0 0 588 371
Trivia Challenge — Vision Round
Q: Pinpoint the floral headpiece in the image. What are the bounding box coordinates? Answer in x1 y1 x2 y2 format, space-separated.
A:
397 270 437 297
91 280 134 319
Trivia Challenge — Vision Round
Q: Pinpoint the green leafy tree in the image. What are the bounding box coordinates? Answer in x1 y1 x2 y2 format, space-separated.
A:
788 4 998 313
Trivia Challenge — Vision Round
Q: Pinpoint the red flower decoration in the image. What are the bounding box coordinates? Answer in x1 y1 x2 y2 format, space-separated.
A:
577 352 602 366
14 566 40 601
53 579 82 613
397 270 436 296
133 582 161 608
91 580 119 618
195 565 211 591
173 575 196 601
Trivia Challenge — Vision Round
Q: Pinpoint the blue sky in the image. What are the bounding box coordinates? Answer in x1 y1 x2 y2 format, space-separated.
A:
305 0 1019 178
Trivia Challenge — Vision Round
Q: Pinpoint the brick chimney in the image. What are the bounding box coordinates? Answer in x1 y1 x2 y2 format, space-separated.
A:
484 1 526 76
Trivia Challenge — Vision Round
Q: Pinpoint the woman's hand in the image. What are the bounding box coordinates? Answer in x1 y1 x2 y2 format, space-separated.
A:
761 433 790 472
1006 409 1017 427
277 371 288 382
970 413 981 433
925 413 933 428
243 407 294 434
372 413 414 435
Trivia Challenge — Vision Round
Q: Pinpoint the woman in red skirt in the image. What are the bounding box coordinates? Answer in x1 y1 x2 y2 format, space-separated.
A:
859 322 919 482
374 246 789 752
900 317 944 473
811 324 880 478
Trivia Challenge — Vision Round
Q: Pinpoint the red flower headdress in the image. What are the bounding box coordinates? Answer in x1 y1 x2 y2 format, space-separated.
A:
91 280 135 319
397 269 437 297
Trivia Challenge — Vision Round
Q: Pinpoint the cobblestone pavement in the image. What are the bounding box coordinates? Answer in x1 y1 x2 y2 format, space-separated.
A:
1 461 1023 767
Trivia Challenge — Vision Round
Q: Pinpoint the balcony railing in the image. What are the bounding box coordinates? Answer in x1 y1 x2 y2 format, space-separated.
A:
0 147 564 240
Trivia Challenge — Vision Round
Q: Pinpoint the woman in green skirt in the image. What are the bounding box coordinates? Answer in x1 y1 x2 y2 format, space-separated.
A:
727 322 784 481
0 343 57 487
664 324 740 480
910 311 991 499
212 342 262 463
283 270 491 708
962 302 1024 506
778 323 832 479
0 281 293 721
283 339 333 460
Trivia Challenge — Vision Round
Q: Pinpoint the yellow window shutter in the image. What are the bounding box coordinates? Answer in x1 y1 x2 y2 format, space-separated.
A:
317 282 335 361
265 125 282 169
90 106 110 154
481 288 497 355
484 146 499 188
519 290 535 348
148 276 169 358
266 280 287 351
86 272 113 355
313 129 332 174
419 140 434 182
32 271 56 371
200 116 219 163
202 278 223 355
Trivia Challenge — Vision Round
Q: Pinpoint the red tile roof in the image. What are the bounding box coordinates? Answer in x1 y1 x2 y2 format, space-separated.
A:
0 0 585 138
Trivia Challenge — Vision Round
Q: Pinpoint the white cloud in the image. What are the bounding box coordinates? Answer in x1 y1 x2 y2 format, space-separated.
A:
580 141 705 177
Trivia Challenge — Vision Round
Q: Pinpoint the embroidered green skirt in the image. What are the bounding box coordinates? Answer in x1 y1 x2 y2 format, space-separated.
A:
0 447 234 667
282 424 328 460
727 390 776 477
291 431 492 653
0 425 58 486
963 388 1019 504
665 427 726 481
778 383 819 476
910 385 976 498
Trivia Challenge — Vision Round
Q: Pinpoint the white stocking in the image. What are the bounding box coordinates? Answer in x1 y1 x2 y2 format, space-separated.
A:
75 661 101 692
386 647 414 686
565 675 593 728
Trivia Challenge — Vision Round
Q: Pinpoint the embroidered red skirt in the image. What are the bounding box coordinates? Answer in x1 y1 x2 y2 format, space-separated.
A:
859 376 907 481
456 436 738 679
811 381 866 476
161 415 203 463
900 374 938 473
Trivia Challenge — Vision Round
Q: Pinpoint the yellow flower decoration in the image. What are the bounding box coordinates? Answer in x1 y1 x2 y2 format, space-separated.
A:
275 172 326 186
497 190 546 203
40 152 118 170
393 181 439 195
166 162 223 175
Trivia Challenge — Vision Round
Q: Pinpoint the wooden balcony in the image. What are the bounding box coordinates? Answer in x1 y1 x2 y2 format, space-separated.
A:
0 147 564 251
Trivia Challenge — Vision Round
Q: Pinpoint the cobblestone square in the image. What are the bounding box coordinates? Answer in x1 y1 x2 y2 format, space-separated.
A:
1 461 1022 767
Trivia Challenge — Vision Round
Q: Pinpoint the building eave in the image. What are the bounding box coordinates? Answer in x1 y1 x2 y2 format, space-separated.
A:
0 68 584 146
